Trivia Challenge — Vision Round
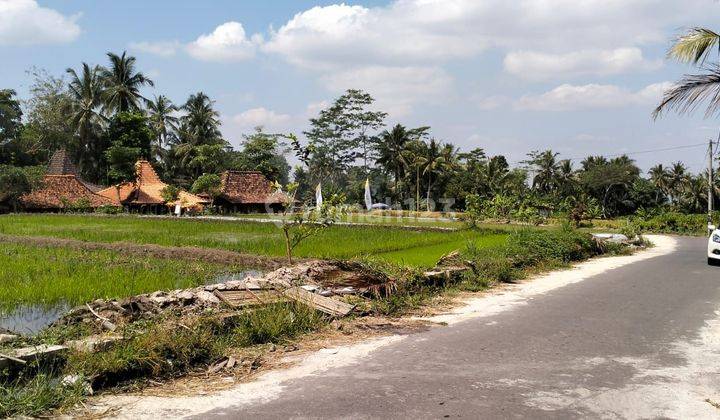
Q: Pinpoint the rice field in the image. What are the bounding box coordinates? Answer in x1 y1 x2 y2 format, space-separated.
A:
0 214 509 266
0 242 246 311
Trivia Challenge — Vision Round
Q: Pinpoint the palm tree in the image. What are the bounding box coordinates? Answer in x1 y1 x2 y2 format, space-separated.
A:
66 63 106 180
654 28 720 118
527 150 560 195
147 95 178 160
648 164 670 203
668 161 689 204
180 92 222 146
422 139 457 210
100 51 154 114
401 140 429 211
375 124 430 197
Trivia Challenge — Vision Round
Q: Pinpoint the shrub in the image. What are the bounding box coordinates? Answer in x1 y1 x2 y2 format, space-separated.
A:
0 373 85 418
234 302 324 345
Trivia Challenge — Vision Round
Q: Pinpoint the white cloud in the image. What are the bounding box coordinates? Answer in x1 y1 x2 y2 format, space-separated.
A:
321 66 453 116
129 40 181 57
187 21 261 62
0 0 80 45
516 82 673 111
231 107 292 130
503 48 662 81
262 0 710 70
474 95 512 111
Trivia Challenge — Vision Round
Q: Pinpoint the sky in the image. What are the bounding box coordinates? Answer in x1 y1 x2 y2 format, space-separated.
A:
2 0 720 173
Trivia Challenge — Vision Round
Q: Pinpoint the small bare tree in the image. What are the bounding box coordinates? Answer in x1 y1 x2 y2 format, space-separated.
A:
276 182 345 264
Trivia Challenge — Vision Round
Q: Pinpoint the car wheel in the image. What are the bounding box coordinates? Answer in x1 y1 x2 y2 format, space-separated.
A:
709 257 719 266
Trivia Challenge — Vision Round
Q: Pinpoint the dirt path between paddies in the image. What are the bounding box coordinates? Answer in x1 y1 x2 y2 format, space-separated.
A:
0 233 291 269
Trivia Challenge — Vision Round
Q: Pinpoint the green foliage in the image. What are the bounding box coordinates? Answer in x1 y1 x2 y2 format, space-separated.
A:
0 373 85 418
504 228 598 269
160 185 180 203
0 165 32 211
103 112 152 183
191 173 222 198
234 302 324 345
235 128 291 183
628 211 711 235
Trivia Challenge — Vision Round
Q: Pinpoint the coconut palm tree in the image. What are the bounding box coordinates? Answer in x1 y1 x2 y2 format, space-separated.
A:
179 92 222 146
422 139 457 210
654 28 720 118
668 161 689 204
100 51 154 114
147 95 178 160
375 124 430 197
526 150 560 195
66 63 106 180
648 164 671 202
401 140 429 211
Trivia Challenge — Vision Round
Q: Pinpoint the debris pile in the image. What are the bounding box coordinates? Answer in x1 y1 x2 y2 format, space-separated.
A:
55 260 392 328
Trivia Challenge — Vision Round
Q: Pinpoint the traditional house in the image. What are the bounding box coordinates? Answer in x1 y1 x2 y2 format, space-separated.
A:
19 150 116 212
214 170 288 213
97 160 209 214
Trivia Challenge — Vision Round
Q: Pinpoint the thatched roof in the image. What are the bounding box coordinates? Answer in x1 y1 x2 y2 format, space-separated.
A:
20 150 115 210
219 171 288 204
97 161 208 208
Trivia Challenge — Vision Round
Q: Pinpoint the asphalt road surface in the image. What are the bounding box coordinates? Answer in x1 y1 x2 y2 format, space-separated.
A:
200 236 720 419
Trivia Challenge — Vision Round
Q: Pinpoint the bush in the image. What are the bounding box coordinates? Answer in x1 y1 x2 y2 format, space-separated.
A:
234 302 324 345
0 373 85 418
629 211 710 235
503 227 598 268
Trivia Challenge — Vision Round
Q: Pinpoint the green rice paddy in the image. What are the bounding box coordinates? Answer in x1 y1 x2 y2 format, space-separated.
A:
0 242 243 311
0 214 508 266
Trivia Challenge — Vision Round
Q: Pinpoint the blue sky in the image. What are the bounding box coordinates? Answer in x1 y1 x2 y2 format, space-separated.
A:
2 0 720 172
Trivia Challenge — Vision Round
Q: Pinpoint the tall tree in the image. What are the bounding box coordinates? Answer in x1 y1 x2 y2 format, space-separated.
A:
100 51 154 114
303 89 386 185
235 127 291 183
375 124 430 196
525 150 560 196
0 89 24 164
147 95 178 160
66 63 106 181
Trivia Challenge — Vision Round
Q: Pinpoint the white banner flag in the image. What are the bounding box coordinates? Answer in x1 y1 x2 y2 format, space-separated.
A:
364 178 372 210
315 183 323 208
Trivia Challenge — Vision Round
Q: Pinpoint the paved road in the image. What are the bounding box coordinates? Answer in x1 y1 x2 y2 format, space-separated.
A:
202 236 720 419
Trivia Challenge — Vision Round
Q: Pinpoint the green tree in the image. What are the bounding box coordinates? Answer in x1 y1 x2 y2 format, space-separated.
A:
147 95 178 160
19 69 76 165
0 165 31 211
66 63 106 182
303 89 386 185
100 51 154 114
104 112 153 183
401 140 429 211
0 89 24 165
191 173 222 201
235 127 291 183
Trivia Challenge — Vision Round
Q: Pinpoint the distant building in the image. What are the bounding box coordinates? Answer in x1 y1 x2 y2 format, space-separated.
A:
20 150 117 212
214 170 288 213
97 160 209 214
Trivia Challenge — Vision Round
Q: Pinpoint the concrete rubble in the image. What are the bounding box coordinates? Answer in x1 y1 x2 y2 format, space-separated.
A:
54 260 392 327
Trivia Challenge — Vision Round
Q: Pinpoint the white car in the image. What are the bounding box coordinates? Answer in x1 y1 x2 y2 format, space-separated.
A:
708 225 720 265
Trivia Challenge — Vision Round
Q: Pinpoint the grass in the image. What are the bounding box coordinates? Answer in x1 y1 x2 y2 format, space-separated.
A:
0 242 245 312
2 304 326 417
0 214 508 267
